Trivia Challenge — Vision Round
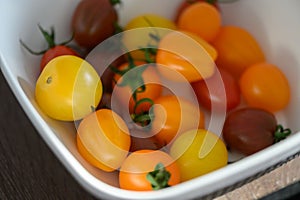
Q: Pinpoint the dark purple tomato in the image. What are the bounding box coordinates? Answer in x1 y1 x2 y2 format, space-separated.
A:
222 107 277 155
191 68 240 112
71 0 118 49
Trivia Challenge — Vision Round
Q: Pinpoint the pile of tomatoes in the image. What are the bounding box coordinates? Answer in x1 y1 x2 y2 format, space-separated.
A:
21 0 292 191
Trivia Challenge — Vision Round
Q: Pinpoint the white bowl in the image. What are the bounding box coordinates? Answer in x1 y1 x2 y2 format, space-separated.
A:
1 0 300 199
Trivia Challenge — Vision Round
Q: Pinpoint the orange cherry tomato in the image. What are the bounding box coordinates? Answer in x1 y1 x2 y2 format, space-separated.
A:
77 109 131 172
239 62 290 113
175 0 219 22
119 149 181 191
177 2 221 42
156 30 217 82
150 95 205 146
112 61 162 114
212 25 265 80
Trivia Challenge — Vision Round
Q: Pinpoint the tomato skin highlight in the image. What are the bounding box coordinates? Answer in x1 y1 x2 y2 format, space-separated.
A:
71 0 118 49
192 68 240 112
77 109 131 172
119 149 180 191
222 107 277 155
239 62 290 113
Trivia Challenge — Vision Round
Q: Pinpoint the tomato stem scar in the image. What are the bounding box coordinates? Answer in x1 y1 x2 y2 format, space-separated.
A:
46 76 52 84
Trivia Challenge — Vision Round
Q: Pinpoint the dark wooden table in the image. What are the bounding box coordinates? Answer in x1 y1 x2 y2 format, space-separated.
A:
1 69 300 200
0 71 97 200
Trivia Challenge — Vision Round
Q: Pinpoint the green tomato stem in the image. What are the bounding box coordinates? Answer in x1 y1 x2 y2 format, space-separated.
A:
19 24 73 55
274 124 292 143
110 0 121 6
146 163 171 190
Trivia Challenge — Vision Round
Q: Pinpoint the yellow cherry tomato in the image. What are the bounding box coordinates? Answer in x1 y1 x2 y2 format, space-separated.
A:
170 129 228 181
77 109 131 172
35 55 102 121
122 14 177 60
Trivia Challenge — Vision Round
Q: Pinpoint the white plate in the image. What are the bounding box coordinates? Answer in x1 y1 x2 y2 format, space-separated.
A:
1 0 300 199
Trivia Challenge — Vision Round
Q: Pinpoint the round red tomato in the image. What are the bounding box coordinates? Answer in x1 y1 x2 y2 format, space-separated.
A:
192 68 241 112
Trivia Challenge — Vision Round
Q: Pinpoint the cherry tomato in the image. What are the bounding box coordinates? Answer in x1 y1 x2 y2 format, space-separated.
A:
170 129 228 181
71 0 118 49
40 46 79 71
212 25 265 80
222 107 278 155
156 30 217 82
239 62 290 113
192 68 241 112
122 14 177 60
20 24 79 71
177 2 221 42
175 0 219 22
77 109 131 172
35 55 102 121
119 149 180 191
112 61 162 115
150 95 205 146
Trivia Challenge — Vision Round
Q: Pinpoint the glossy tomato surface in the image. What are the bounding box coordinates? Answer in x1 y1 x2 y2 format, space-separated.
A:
222 107 277 155
71 0 118 49
239 62 290 113
77 109 131 172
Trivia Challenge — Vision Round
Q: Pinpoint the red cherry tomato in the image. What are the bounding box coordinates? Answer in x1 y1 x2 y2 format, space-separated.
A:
191 68 241 112
40 46 79 71
20 24 79 72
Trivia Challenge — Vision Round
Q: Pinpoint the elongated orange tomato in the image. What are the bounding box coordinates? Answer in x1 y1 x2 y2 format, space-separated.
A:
177 2 221 42
239 62 290 112
156 30 217 82
150 95 205 146
77 109 131 172
119 149 181 191
212 25 265 80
